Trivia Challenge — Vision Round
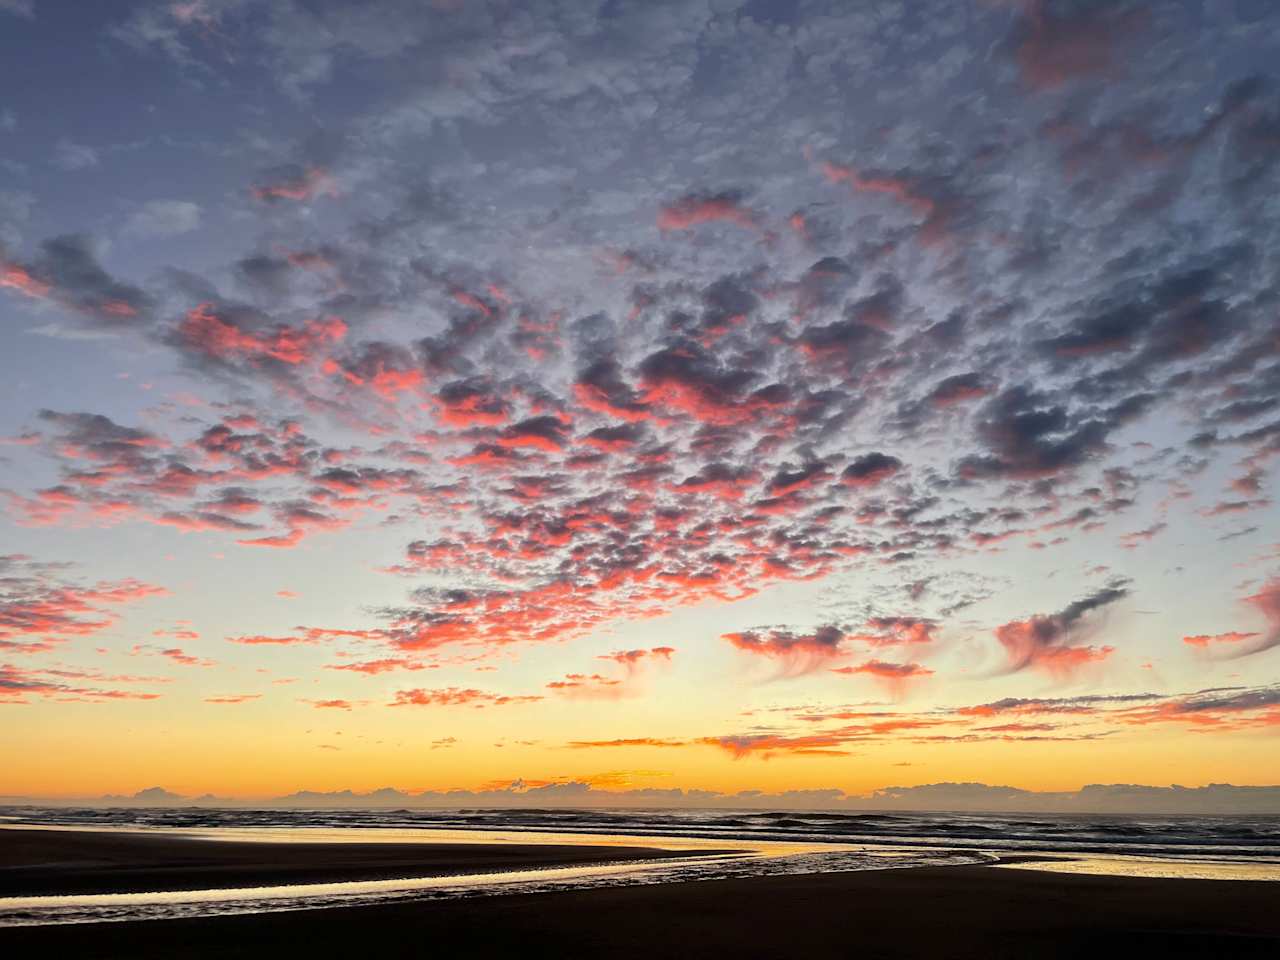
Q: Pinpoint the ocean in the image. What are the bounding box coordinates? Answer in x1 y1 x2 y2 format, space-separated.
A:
2 805 1277 926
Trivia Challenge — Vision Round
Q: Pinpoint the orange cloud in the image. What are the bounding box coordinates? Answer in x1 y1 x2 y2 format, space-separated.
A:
1183 631 1260 648
179 304 347 367
326 657 433 675
158 647 216 667
700 732 851 759
657 193 760 233
1242 579 1280 654
227 634 318 646
0 663 165 704
0 261 51 299
0 576 167 647
203 694 261 704
844 617 938 647
301 698 365 710
251 167 338 203
832 659 934 694
567 737 690 749
596 646 675 672
994 585 1128 676
389 687 542 708
724 625 845 677
1118 686 1280 731
546 672 625 699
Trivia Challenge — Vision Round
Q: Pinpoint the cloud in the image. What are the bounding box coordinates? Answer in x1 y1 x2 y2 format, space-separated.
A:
1118 685 1280 730
846 617 939 647
567 737 690 749
52 139 98 171
832 659 934 695
957 386 1121 481
927 373 992 408
547 645 677 699
1182 631 1259 649
0 235 153 325
431 377 511 427
133 646 217 668
657 191 761 233
597 646 675 671
226 626 381 646
0 663 165 704
235 502 349 548
994 583 1129 676
122 200 202 238
3 0 1279 797
1119 522 1166 549
1240 579 1280 655
1005 0 1145 92
841 453 902 487
251 166 338 203
0 1 33 19
546 672 625 699
0 189 32 248
955 693 1163 718
819 161 953 245
723 625 846 677
1179 580 1280 659
227 634 315 646
325 657 431 675
388 687 542 708
301 698 365 710
35 778 1280 814
701 732 853 759
162 648 214 667
175 304 347 368
0 557 167 651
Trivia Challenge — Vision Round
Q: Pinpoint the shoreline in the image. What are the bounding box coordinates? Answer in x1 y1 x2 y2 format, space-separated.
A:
1 864 1277 958
0 827 720 898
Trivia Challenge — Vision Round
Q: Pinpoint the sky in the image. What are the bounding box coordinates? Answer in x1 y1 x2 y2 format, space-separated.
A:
0 0 1278 808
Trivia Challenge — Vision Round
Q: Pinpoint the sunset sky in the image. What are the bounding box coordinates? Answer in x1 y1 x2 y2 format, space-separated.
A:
0 0 1277 804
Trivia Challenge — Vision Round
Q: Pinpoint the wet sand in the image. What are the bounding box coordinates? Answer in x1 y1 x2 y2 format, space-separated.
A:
1 830 1277 958
0 827 702 896
2 864 1278 958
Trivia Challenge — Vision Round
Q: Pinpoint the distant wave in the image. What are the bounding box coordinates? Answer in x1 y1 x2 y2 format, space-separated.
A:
4 805 1279 863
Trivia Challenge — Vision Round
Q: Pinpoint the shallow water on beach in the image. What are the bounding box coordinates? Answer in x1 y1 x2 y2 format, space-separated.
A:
995 854 1280 882
1 806 1278 926
5 804 1279 864
0 834 976 927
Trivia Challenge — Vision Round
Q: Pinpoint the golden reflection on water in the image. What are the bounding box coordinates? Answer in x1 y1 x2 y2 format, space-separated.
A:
2 821 847 855
0 825 871 920
0 854 742 912
997 854 1280 882
0 823 1275 927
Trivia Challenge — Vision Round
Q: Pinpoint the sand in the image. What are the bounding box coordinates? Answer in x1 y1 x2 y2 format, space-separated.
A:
0 827 704 896
1 829 1277 958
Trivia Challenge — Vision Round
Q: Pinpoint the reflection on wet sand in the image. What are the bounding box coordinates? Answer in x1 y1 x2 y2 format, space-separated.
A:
0 826 980 927
3 820 1278 928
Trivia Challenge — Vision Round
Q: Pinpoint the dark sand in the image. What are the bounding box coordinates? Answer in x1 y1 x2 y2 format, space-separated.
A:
1 830 1278 958
0 827 706 896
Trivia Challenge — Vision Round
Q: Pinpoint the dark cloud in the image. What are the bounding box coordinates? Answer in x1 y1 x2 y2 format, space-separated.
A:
841 453 902 487
958 386 1116 480
2 234 152 325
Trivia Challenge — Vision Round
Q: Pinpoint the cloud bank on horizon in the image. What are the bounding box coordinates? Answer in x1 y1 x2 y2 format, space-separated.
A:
0 0 1277 802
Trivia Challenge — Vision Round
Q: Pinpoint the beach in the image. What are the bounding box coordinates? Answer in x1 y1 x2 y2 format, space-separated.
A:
0 828 1278 958
0 827 705 896
2 863 1277 958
